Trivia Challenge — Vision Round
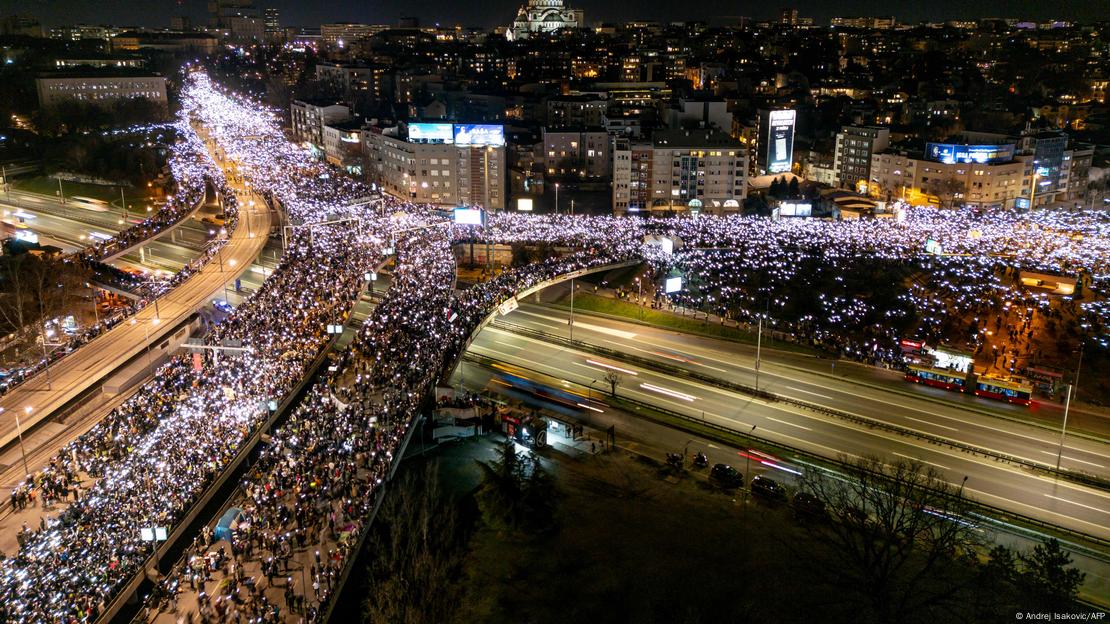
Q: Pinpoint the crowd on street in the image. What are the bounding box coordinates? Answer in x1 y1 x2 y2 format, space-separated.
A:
1 69 1109 623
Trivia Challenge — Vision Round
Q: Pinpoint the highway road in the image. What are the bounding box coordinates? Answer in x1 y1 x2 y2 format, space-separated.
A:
448 358 1110 603
0 194 216 275
466 302 1110 541
495 301 1110 477
0 195 272 452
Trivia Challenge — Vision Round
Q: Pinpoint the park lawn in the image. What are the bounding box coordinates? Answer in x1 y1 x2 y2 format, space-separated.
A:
12 176 157 208
553 290 818 355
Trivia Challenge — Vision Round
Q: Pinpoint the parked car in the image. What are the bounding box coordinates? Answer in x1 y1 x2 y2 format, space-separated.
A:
792 491 827 521
750 475 787 501
709 463 743 489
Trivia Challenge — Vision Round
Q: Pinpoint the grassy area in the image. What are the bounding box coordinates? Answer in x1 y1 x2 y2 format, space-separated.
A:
12 176 157 208
552 290 818 355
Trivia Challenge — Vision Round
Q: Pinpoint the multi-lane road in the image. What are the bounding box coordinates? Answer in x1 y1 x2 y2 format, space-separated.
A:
1 190 217 274
466 300 1110 541
0 195 272 451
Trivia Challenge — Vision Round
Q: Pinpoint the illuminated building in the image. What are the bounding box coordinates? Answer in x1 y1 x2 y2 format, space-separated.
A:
506 0 583 41
363 123 506 209
612 129 747 216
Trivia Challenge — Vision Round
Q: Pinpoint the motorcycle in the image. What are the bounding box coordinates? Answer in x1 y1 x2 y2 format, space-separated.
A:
693 452 709 468
665 452 684 469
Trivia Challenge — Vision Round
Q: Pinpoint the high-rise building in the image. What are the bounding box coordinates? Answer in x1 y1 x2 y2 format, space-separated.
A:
0 15 42 37
756 108 796 175
541 128 611 179
208 0 258 28
319 23 383 48
830 16 896 29
362 123 506 209
834 125 889 191
263 8 281 40
290 99 351 151
1019 130 1069 208
779 8 799 25
506 0 583 41
611 129 747 216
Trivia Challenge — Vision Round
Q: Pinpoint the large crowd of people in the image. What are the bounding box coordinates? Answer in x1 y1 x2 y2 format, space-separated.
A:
0 111 240 397
1 69 1108 623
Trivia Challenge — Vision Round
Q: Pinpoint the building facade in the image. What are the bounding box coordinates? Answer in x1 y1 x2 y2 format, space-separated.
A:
36 72 167 109
541 128 611 179
612 129 747 216
834 125 889 191
363 125 506 209
506 0 583 40
870 147 1027 210
290 99 350 149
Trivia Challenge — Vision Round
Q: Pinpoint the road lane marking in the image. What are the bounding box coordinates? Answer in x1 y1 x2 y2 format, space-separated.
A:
515 311 1110 461
1039 451 1106 469
471 344 1110 504
893 452 951 472
513 309 638 339
767 417 812 431
782 385 834 400
904 415 959 432
1044 494 1110 516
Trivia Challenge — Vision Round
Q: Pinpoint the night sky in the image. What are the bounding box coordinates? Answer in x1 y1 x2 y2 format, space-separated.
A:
4 0 1105 29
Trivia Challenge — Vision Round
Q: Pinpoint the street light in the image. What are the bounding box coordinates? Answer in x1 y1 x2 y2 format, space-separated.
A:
634 277 643 320
554 182 559 215
13 406 30 476
744 425 756 498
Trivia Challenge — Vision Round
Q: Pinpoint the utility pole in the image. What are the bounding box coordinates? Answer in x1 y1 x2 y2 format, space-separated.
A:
754 317 762 392
569 279 575 341
1055 384 1072 471
57 177 65 205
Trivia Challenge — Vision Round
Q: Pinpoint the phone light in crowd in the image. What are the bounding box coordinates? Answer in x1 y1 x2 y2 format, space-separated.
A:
586 359 638 376
640 383 696 402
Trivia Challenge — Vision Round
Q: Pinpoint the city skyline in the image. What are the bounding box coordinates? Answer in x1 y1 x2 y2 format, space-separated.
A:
4 0 1107 29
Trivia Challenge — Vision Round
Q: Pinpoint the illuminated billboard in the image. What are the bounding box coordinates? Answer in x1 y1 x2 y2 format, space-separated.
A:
408 123 454 144
453 124 505 147
453 208 484 225
925 143 1015 165
766 110 795 174
664 276 683 293
778 202 812 217
516 198 533 212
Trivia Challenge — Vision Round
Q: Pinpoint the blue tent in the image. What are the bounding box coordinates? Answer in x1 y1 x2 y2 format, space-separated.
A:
214 507 242 542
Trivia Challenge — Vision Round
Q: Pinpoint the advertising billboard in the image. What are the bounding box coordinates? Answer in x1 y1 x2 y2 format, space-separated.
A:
925 143 1015 165
408 123 454 144
767 110 796 174
516 198 533 212
453 208 484 225
664 276 683 293
453 124 505 147
778 202 812 217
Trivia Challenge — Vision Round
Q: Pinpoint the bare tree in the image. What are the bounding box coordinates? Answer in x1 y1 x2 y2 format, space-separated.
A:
604 370 623 397
935 178 966 209
0 254 34 361
0 253 90 365
798 456 981 623
363 462 468 624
